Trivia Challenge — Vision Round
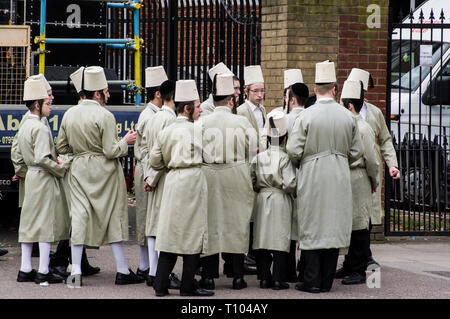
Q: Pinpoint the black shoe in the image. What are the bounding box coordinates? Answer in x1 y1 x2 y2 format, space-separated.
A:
34 271 64 284
196 266 203 276
232 277 247 290
342 273 366 285
259 279 273 289
168 273 182 289
155 288 169 297
295 282 320 294
81 264 100 277
286 275 299 283
321 288 331 293
146 275 155 287
0 249 8 257
367 256 380 270
180 288 214 297
115 269 145 285
272 281 290 290
335 267 351 279
199 278 215 290
17 269 37 282
243 263 258 275
49 265 70 279
136 268 149 281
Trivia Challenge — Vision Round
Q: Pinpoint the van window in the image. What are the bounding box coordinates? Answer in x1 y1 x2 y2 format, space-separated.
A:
391 43 450 91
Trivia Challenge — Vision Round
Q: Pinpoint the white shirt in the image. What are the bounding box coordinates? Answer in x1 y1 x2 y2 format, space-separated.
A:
317 97 335 103
247 100 264 129
162 105 176 117
360 102 367 120
177 115 189 120
28 114 40 120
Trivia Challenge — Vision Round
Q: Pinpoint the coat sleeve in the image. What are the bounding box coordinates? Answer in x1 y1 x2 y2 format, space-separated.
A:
148 132 166 172
281 155 297 195
34 126 66 178
101 112 129 159
348 117 364 166
250 156 259 192
11 133 27 178
286 115 306 167
375 107 398 168
362 127 380 190
55 116 73 156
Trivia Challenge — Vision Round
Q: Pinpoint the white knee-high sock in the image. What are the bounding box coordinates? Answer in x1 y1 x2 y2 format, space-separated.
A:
71 244 83 275
20 243 33 273
38 242 51 274
147 237 159 277
139 245 149 271
110 242 130 275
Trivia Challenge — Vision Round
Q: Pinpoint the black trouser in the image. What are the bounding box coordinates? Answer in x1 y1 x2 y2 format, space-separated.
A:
286 241 297 279
297 249 306 282
302 249 339 291
344 229 370 276
199 254 219 279
154 252 199 294
221 253 245 279
255 249 288 282
222 253 233 277
49 239 90 269
248 222 255 258
367 221 373 258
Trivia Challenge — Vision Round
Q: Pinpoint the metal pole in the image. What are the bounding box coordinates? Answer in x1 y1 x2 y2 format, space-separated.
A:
39 0 46 74
167 0 178 81
44 38 133 44
133 1 141 105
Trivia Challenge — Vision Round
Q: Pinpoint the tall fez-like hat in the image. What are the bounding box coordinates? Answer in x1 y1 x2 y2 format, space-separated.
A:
70 67 85 93
341 80 364 100
82 66 108 91
29 74 51 91
315 60 337 84
145 66 168 88
23 77 49 101
244 65 264 86
213 73 235 97
284 69 304 89
208 62 233 81
347 68 374 91
266 110 287 138
175 80 200 102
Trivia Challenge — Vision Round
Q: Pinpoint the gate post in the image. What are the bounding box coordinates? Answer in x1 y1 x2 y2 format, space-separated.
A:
167 0 178 81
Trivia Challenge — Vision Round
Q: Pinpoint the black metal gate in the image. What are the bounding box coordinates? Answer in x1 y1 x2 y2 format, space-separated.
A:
386 7 450 236
107 0 261 104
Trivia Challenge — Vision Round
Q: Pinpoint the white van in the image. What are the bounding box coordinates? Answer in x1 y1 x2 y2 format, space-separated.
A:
390 0 450 206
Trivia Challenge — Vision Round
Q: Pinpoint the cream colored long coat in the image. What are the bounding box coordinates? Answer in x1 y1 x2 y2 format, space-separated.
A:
56 99 129 247
11 111 51 207
134 103 159 245
350 115 380 231
150 118 208 255
143 107 176 237
237 101 267 151
16 115 70 243
364 102 398 225
200 94 215 117
251 146 296 252
196 106 257 255
286 99 364 250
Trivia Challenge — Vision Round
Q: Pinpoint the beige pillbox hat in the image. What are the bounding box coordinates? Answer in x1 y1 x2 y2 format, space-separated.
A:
29 74 51 91
70 67 85 93
82 66 108 91
208 62 233 81
266 110 287 138
175 80 200 102
23 77 49 101
244 65 264 86
145 66 168 88
347 68 373 91
284 69 303 89
315 60 337 84
341 80 364 100
214 73 234 96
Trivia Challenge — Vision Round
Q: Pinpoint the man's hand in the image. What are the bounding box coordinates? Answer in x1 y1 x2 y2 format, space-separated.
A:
372 187 377 194
389 166 401 180
124 130 137 145
12 175 20 182
57 156 63 167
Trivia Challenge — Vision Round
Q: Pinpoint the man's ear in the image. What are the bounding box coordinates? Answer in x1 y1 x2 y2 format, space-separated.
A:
155 91 162 99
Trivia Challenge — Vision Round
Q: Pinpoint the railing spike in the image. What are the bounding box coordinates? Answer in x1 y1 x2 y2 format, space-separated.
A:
419 9 425 22
440 8 445 22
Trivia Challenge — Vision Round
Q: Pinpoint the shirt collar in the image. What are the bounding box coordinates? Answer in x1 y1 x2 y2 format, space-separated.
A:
317 97 335 103
147 102 160 112
246 100 261 111
177 115 189 121
162 105 177 117
214 106 232 113
28 114 40 120
82 99 101 107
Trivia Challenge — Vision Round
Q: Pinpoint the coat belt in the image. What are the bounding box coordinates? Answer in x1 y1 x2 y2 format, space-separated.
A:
73 151 104 158
259 187 286 195
301 149 347 164
27 165 45 172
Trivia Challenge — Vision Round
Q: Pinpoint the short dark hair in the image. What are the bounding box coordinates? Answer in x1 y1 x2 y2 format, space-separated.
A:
267 134 288 147
213 95 233 105
25 99 43 113
305 94 317 109
146 86 160 102
160 80 176 103
175 101 195 119
290 83 309 107
342 98 364 113
83 89 106 104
